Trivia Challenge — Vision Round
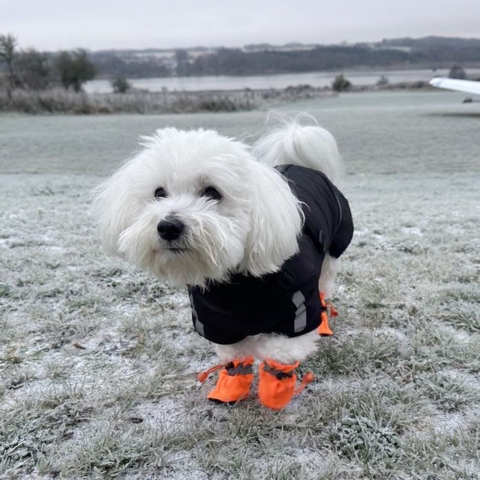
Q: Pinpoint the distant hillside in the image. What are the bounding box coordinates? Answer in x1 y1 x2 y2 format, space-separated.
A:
378 36 480 49
89 36 480 78
376 36 480 64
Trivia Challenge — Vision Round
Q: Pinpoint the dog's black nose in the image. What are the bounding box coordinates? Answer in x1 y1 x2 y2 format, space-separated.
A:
157 217 185 241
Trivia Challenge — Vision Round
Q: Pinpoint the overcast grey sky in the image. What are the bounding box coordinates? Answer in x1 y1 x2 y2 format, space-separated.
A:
1 0 478 51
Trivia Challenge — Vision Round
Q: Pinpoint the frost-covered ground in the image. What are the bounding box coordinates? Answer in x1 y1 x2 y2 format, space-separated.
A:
1 91 480 479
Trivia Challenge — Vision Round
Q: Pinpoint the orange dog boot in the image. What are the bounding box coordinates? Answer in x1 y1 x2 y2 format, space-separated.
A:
318 292 334 336
258 359 301 410
259 359 315 409
200 357 254 404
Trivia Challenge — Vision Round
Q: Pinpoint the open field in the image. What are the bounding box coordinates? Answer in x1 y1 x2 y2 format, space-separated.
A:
1 90 480 479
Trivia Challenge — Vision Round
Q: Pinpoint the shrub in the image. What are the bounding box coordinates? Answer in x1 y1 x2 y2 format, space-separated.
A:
111 76 132 94
449 65 467 79
376 75 390 87
332 74 352 92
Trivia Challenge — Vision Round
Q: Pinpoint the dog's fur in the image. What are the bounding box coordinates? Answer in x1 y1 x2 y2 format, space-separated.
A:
93 116 345 365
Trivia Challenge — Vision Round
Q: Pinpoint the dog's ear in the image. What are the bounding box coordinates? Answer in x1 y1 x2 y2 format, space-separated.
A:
240 161 302 276
91 161 141 257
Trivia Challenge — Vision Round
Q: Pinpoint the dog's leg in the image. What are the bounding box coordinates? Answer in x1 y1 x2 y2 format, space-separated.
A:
318 254 341 336
253 331 318 409
200 341 254 404
215 341 253 363
318 254 341 298
252 330 319 364
209 333 319 409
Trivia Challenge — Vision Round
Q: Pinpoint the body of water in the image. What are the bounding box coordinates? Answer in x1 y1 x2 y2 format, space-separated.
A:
84 68 480 94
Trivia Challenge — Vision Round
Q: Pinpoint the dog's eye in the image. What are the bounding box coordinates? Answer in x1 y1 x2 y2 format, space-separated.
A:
154 187 167 199
202 186 222 201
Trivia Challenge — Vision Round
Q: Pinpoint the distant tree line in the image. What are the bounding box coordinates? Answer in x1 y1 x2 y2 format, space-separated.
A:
90 51 170 78
185 42 480 77
0 33 96 96
89 37 480 79
2 33 480 92
90 46 412 78
184 46 409 76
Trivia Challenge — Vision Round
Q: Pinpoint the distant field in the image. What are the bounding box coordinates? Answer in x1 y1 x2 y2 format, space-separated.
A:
1 90 480 479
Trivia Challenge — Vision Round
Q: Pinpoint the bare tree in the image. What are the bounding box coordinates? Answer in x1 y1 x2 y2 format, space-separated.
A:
16 48 53 90
0 33 18 98
55 49 96 92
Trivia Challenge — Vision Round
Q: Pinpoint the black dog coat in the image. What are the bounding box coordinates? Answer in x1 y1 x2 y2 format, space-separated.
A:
188 165 353 345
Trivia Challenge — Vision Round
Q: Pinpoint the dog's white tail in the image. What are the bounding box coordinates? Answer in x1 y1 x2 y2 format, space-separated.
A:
251 114 344 183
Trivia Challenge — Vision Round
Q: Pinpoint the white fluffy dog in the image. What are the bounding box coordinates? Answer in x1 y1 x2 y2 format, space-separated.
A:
93 115 353 409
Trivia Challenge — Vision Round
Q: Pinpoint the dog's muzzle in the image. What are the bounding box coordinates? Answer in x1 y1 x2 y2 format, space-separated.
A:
157 216 185 241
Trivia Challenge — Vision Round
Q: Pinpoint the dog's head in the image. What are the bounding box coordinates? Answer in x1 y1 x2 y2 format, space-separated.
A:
93 128 302 287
